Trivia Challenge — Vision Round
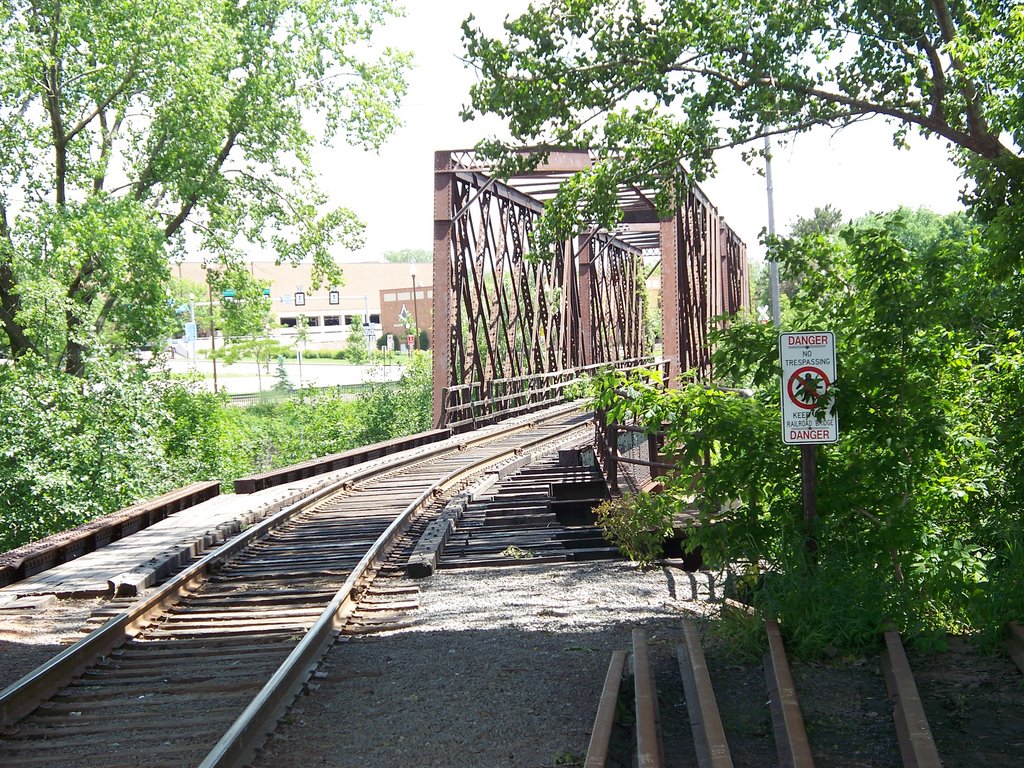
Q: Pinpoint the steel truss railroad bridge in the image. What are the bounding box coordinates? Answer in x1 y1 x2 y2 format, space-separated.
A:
430 149 749 430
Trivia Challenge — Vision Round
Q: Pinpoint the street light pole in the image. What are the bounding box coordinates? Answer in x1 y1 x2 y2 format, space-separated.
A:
409 264 420 353
207 279 218 394
188 301 197 363
765 136 781 328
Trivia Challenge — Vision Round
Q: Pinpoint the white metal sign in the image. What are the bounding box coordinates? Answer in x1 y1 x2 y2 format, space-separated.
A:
779 331 838 445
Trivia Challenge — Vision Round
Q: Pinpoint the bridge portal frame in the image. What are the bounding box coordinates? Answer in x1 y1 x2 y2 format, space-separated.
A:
433 149 748 429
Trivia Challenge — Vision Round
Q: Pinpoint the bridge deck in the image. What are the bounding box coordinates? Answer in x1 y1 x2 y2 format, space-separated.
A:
0 479 326 601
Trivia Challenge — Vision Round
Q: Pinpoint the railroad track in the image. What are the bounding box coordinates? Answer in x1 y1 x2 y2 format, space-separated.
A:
0 405 591 768
585 618 1019 768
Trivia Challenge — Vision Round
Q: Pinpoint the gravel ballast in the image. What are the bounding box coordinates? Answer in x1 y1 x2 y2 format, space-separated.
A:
252 560 725 768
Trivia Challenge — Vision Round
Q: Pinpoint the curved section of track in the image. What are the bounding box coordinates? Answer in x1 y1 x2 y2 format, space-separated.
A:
0 406 592 768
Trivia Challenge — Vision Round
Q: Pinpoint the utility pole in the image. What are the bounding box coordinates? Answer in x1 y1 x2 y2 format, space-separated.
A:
765 136 781 328
410 264 420 352
207 280 218 394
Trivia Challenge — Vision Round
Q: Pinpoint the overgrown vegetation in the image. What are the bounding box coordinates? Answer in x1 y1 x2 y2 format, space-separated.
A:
593 210 1024 655
0 354 434 553
0 0 409 378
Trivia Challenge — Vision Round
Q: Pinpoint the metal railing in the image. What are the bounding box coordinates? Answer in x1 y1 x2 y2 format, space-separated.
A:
438 357 664 432
594 373 752 493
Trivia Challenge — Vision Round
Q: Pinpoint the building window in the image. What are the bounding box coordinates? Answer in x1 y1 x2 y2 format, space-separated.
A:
324 315 341 326
369 313 380 324
383 293 396 302
307 316 320 327
280 317 297 328
396 291 411 301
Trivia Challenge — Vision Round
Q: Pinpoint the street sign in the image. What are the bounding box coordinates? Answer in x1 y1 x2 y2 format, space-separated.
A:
184 321 197 343
779 332 838 444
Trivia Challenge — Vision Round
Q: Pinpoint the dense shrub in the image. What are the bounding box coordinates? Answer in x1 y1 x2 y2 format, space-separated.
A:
593 211 1024 654
0 355 435 552
0 357 191 550
354 353 433 443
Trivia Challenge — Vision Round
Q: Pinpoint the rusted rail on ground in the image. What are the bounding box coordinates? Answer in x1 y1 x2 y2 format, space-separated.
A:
584 618 952 768
0 404 590 768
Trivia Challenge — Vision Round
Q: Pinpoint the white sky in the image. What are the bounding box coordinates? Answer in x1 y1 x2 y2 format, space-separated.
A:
319 1 966 265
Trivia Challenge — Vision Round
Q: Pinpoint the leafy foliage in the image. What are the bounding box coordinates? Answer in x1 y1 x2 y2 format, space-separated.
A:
345 319 370 364
0 357 208 550
383 249 432 263
0 356 436 553
0 0 410 373
354 353 434 444
593 211 1023 654
462 1 1024 265
594 494 673 567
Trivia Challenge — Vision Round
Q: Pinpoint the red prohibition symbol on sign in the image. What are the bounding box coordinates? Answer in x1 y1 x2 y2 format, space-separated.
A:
786 366 830 409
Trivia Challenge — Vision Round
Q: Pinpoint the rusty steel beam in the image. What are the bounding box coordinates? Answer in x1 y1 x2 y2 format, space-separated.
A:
660 213 683 385
433 151 455 427
434 148 747 425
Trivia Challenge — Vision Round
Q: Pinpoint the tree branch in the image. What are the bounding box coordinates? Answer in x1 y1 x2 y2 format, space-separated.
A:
135 128 169 201
93 109 123 193
676 64 1010 158
927 0 994 151
44 0 67 205
0 205 38 359
164 128 240 239
916 34 947 126
65 65 137 144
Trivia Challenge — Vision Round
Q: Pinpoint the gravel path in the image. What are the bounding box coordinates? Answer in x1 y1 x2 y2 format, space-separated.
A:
0 597 107 690
252 560 727 768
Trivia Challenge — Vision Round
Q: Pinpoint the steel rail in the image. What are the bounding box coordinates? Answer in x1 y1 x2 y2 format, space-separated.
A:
763 620 815 768
880 631 943 768
677 619 734 768
199 417 591 768
0 403 585 731
585 650 627 768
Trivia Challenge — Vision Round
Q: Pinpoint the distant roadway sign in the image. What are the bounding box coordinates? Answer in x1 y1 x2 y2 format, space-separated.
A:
779 332 838 444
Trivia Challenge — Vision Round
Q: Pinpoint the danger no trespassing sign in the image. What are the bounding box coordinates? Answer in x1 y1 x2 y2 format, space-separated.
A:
779 331 838 445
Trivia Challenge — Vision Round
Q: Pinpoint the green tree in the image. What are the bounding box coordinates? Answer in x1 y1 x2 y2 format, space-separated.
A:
355 353 433 443
592 210 1021 653
345 318 369 364
0 356 214 550
0 0 410 374
462 2 1023 254
788 205 844 240
294 314 310 390
383 248 432 263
